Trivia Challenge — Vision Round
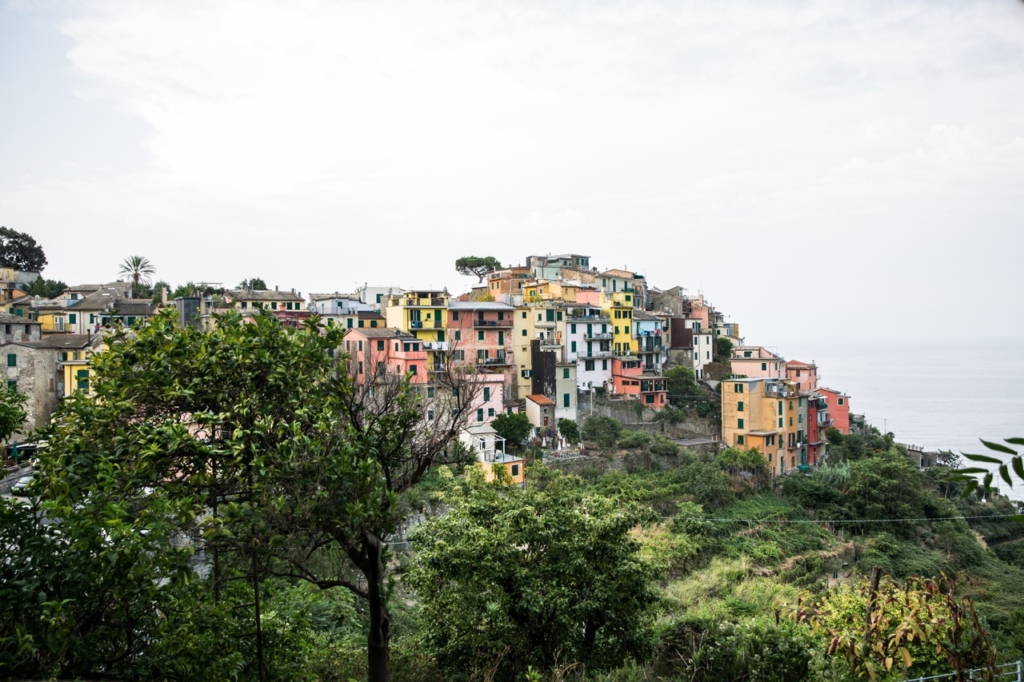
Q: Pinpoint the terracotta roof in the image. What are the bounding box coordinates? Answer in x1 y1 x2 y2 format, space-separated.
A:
786 359 816 369
110 300 157 316
526 394 554 406
357 311 385 319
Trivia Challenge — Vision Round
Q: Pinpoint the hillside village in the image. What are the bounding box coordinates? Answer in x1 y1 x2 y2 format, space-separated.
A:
1 252 856 479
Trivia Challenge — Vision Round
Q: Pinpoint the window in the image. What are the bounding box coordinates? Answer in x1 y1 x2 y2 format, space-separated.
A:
737 401 744 412
427 387 435 398
570 323 576 333
6 381 15 392
511 464 520 477
410 364 417 375
68 313 77 324
271 302 278 310
778 402 783 415
522 329 527 336
838 397 845 406
358 320 365 328
5 354 14 367
563 368 570 379
744 350 751 358
488 408 495 417
358 340 363 351
377 340 384 351
570 341 576 353
483 387 491 401
761 362 767 371
645 394 654 404
734 383 744 393
602 359 608 370
563 393 570 407
478 330 484 341
14 309 21 317
437 331 444 341
497 331 504 345
521 311 526 318
376 293 383 304
584 360 594 371
778 418 783 428
737 435 745 445
476 408 484 422
76 369 89 390
737 418 744 429
452 311 459 321
347 318 353 329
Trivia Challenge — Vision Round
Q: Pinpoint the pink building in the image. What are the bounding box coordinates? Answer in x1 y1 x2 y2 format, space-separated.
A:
786 360 818 391
344 328 429 385
468 373 509 426
731 346 785 379
610 356 668 409
447 302 514 373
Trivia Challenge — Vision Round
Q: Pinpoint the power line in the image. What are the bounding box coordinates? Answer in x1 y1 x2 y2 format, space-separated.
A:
664 513 1022 525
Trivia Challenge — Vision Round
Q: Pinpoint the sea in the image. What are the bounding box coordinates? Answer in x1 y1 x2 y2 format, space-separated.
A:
779 338 1024 499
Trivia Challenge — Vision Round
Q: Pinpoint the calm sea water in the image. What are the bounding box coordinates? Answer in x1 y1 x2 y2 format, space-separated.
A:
777 338 1024 497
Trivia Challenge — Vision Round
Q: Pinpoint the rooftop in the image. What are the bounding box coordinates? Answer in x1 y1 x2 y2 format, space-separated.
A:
448 301 515 311
0 312 40 325
526 394 555 406
227 289 304 301
26 334 101 350
353 327 417 339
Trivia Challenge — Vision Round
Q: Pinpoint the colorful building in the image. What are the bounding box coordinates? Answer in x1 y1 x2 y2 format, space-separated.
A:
819 387 851 435
721 377 803 476
563 308 612 390
461 423 524 486
447 301 514 374
384 289 451 372
343 328 429 385
610 356 667 410
632 309 666 372
730 346 786 379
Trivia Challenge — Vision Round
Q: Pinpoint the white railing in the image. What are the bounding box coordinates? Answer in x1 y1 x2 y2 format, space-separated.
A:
906 661 1022 682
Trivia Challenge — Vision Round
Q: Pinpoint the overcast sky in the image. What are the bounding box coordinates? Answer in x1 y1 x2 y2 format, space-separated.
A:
1 0 1023 346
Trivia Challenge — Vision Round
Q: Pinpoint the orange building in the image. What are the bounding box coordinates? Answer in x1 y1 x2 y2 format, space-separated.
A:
610 356 667 410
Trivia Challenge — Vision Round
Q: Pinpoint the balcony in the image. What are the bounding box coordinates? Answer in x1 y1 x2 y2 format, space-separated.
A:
397 297 447 308
569 313 610 322
578 350 611 359
638 344 664 354
818 417 834 428
421 341 449 351
535 320 557 328
539 340 562 350
584 332 613 341
472 318 513 328
409 320 443 329
477 356 512 367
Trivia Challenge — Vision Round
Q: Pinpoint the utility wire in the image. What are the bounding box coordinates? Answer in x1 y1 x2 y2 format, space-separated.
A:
663 513 1022 525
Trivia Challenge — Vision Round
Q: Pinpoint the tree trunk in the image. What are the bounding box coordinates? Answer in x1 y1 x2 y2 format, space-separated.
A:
364 537 392 682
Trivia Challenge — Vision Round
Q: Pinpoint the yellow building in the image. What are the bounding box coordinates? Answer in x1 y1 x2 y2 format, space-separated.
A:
384 289 451 370
512 302 566 400
721 377 802 476
522 280 586 303
599 291 635 355
52 334 105 399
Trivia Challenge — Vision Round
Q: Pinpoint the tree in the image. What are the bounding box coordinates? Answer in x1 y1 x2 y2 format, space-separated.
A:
239 277 267 290
409 466 660 680
558 418 580 444
0 386 27 446
492 412 533 451
0 226 47 272
150 280 171 303
118 255 156 291
665 365 701 406
23 278 66 299
714 336 733 362
455 256 501 283
581 415 623 449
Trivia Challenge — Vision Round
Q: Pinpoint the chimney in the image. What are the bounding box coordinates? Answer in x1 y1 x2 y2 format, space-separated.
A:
161 286 168 305
275 285 279 292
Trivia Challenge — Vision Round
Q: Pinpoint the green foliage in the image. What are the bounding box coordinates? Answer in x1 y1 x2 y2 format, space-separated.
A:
714 336 734 362
825 426 844 446
410 466 660 680
118 255 156 290
582 415 623 449
618 430 653 449
558 417 580 444
665 365 701 404
0 386 27 444
22 277 65 298
239 277 267 290
492 412 532 451
0 226 47 271
717 447 768 473
454 256 501 282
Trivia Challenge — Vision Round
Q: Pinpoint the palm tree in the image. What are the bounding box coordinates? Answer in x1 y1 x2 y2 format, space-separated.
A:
119 256 156 291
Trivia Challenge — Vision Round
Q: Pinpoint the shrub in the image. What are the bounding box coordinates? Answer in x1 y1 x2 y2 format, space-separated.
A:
582 415 624 449
619 431 654 449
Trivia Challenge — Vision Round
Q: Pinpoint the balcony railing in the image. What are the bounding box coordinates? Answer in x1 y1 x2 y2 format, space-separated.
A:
409 320 443 329
476 356 512 367
472 319 513 328
535 320 557 328
584 332 613 341
578 350 611 359
638 344 664 353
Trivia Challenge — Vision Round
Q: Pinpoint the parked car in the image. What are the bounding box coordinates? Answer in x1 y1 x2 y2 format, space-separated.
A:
11 475 35 497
